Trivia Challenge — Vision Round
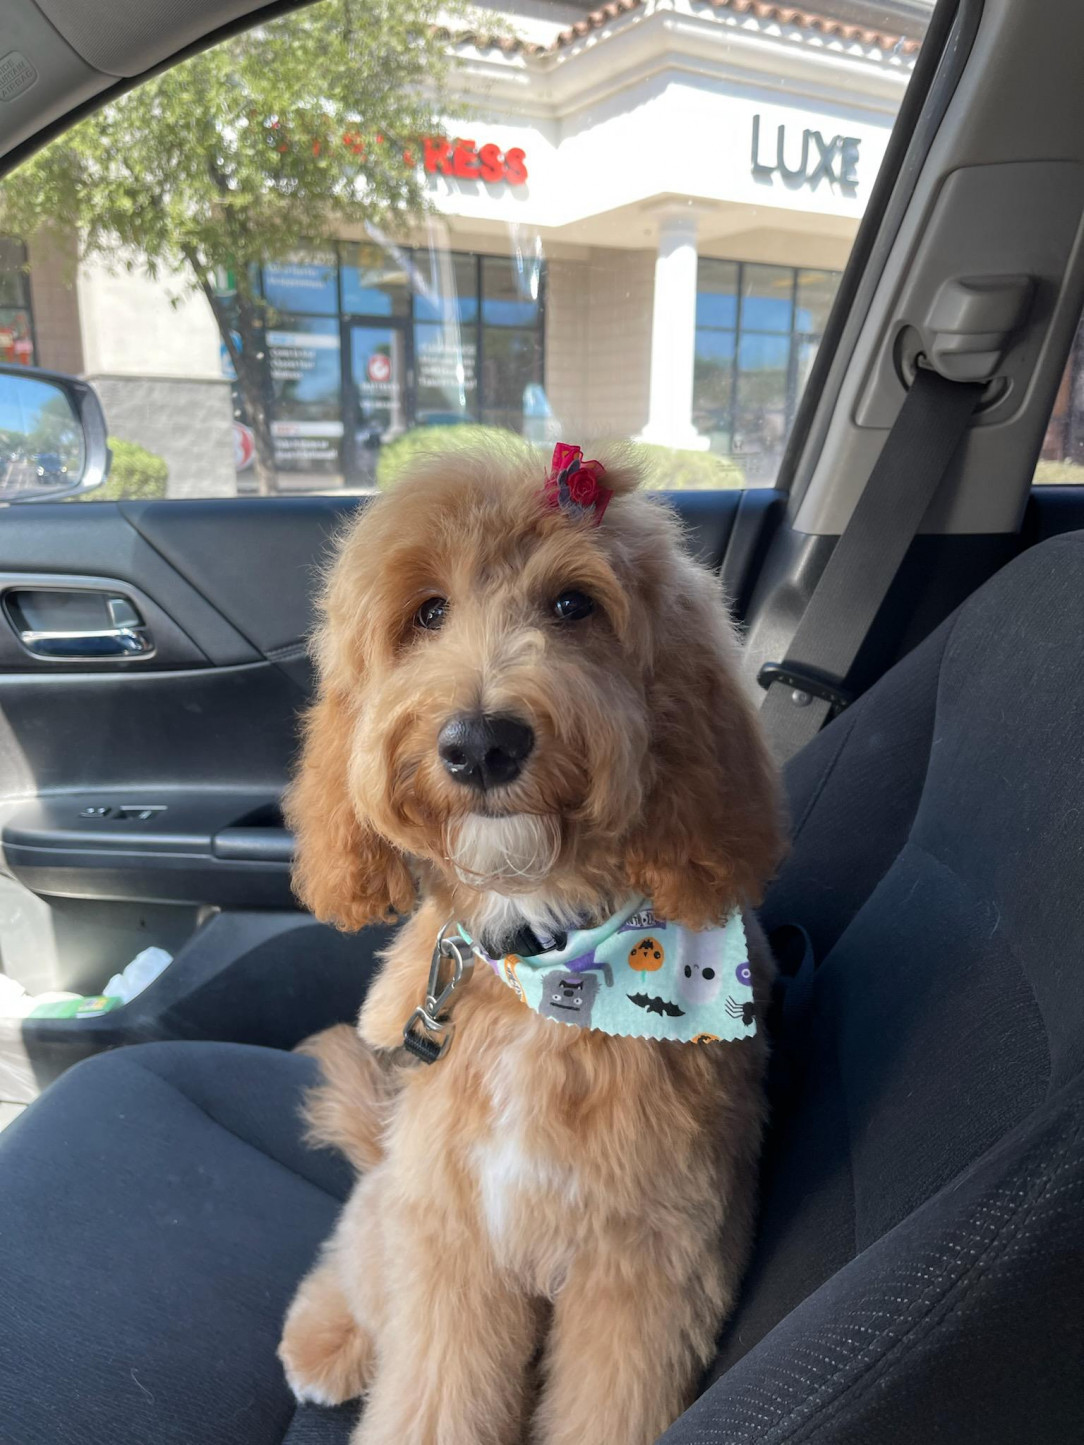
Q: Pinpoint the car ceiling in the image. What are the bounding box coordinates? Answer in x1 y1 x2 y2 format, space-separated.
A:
0 0 312 164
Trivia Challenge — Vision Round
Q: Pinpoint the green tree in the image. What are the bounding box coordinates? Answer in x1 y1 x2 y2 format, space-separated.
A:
1 0 450 494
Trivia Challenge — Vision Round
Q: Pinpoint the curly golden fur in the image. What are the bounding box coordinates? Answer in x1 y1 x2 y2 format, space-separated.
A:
278 438 785 1445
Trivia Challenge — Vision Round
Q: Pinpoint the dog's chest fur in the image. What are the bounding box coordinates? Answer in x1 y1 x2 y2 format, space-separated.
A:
468 1041 582 1280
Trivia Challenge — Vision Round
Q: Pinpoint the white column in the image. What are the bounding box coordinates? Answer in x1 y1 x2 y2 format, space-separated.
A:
639 209 709 452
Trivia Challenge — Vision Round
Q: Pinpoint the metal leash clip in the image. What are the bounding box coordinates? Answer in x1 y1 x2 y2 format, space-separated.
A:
402 922 477 1064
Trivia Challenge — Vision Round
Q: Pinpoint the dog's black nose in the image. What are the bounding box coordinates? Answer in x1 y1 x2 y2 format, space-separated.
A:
438 713 534 789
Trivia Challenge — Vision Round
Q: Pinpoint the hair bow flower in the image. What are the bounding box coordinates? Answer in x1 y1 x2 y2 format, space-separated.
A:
542 443 612 525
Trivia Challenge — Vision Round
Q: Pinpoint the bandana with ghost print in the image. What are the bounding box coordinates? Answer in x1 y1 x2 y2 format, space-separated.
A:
460 898 755 1044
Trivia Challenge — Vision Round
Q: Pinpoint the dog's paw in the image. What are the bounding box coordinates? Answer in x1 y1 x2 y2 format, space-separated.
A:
282 1361 354 1409
278 1327 370 1408
278 1265 373 1407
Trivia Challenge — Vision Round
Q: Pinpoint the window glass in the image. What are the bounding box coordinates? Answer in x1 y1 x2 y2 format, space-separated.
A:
0 238 34 365
696 261 739 330
0 238 30 311
262 253 339 317
341 243 410 317
481 256 540 328
693 328 736 447
735 333 790 472
740 265 794 334
414 320 478 424
694 259 840 480
795 269 839 334
413 253 478 324
0 309 35 366
0 0 931 497
1035 323 1084 484
480 328 543 432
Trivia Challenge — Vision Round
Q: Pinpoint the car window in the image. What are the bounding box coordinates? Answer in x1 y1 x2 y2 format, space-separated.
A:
1034 312 1084 483
0 0 932 501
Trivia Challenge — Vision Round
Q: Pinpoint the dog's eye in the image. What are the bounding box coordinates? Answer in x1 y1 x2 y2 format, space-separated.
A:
552 590 594 622
414 597 448 631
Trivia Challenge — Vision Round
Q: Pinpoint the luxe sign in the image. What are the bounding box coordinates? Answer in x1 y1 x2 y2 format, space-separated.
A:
751 115 860 192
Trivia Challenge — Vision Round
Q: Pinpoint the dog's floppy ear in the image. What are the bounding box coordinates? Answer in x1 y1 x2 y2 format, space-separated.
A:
286 682 415 932
624 562 785 929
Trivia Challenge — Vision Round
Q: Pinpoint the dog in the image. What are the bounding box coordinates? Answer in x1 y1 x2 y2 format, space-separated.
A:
277 438 785 1445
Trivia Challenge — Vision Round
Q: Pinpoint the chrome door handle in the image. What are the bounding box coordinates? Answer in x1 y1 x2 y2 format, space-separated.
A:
4 588 154 660
16 625 154 659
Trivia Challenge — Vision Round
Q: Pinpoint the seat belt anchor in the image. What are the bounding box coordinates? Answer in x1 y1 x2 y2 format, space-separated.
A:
757 662 853 717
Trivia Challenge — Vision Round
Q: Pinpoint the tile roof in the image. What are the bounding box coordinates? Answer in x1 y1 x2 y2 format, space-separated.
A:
449 0 921 58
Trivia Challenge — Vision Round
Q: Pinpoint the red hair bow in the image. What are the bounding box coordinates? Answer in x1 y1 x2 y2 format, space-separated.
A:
542 443 612 525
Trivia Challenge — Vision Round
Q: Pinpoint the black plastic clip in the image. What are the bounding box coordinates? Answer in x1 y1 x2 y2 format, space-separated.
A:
402 1018 448 1064
757 662 853 718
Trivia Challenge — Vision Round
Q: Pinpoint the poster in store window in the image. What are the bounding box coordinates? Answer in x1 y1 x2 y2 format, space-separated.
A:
414 324 477 422
416 332 476 392
267 319 343 471
263 258 338 316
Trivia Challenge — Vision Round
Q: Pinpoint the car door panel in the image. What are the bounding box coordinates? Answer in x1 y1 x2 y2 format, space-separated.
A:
0 504 258 666
119 495 356 660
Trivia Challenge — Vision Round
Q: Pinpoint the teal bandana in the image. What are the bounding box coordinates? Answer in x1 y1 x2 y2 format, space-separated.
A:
462 899 755 1044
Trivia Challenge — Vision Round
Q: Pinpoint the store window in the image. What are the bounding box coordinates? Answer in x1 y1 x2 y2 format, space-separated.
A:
694 260 841 482
222 243 545 490
0 238 36 368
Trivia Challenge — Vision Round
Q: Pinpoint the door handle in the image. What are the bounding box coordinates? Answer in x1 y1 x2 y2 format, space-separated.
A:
15 625 153 659
4 588 154 660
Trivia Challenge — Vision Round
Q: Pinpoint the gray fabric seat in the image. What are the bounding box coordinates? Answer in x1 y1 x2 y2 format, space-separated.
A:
3 532 1084 1443
0 1041 354 1445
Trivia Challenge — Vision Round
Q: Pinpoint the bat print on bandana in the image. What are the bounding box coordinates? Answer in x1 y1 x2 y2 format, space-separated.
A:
627 991 685 1018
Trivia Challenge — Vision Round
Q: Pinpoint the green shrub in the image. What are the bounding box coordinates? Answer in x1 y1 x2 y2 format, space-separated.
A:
83 437 169 500
1033 458 1084 486
375 424 521 490
377 425 746 493
635 444 745 491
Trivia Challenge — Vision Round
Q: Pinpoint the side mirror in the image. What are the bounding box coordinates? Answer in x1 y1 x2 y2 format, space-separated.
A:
0 364 110 504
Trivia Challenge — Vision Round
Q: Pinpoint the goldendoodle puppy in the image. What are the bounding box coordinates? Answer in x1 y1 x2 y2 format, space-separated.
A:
278 439 784 1445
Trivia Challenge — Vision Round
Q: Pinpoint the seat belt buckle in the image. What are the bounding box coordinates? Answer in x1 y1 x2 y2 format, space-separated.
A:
757 662 853 718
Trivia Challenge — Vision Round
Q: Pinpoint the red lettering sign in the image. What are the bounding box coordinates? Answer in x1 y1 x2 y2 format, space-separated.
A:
422 137 528 186
453 140 481 179
478 143 504 183
503 147 528 185
423 137 453 175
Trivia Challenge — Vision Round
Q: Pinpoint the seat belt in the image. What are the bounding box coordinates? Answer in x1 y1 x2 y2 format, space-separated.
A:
758 366 985 766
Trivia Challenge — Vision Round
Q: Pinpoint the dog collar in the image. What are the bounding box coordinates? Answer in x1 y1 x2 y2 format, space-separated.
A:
461 898 755 1045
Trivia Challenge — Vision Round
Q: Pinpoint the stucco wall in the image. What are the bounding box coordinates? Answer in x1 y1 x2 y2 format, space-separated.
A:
544 247 654 440
77 254 222 380
584 247 654 440
89 375 237 499
544 255 590 436
76 253 236 497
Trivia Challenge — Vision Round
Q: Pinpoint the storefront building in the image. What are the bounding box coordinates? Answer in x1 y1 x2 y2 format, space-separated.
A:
2 0 930 494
